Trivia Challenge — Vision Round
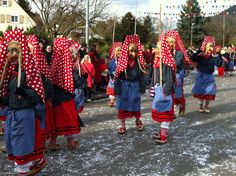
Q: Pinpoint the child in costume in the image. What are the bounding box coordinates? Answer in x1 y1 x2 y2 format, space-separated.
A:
27 35 55 145
49 38 80 150
151 35 176 144
191 36 220 113
0 29 47 175
69 40 86 127
106 42 122 107
113 35 146 134
165 30 192 117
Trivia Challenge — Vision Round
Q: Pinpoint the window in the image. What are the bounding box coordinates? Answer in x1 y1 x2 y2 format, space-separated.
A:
11 16 18 23
2 0 8 6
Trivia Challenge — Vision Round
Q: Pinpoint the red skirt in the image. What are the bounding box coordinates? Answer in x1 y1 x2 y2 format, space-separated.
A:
0 116 6 121
193 94 215 100
52 99 80 136
41 101 57 142
152 109 174 122
8 117 44 165
117 110 141 120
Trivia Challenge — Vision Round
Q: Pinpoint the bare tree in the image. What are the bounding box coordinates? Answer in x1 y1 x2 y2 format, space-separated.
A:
31 0 110 38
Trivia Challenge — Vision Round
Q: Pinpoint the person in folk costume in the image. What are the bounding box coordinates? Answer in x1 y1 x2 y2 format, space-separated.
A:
0 36 7 136
79 42 87 60
0 36 8 153
229 47 236 70
44 44 53 66
106 42 122 107
191 36 221 113
165 30 192 117
0 29 47 175
231 47 236 67
113 35 146 134
89 43 102 91
50 38 80 150
27 35 56 146
213 45 225 78
222 47 234 76
81 55 95 102
69 40 86 126
150 35 176 144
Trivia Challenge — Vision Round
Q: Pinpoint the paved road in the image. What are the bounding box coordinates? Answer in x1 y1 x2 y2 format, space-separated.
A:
0 71 236 176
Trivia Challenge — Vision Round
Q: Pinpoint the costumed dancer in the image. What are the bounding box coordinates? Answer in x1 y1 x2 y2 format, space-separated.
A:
214 45 224 78
165 30 192 117
49 38 80 150
151 35 176 144
27 35 55 144
191 36 220 113
0 36 7 136
229 47 236 70
113 35 146 134
69 40 86 127
89 44 102 91
0 29 47 175
222 47 233 76
106 42 122 107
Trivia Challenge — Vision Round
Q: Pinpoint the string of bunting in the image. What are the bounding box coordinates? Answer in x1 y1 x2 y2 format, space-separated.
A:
140 0 236 20
141 10 236 19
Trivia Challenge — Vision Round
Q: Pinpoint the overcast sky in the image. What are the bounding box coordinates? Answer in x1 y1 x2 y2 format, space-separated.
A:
110 0 236 17
109 0 236 30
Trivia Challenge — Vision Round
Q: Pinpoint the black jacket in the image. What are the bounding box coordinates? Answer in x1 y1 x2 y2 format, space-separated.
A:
191 52 220 74
52 85 74 106
8 71 40 109
174 51 184 73
151 64 175 96
42 74 53 101
114 61 146 94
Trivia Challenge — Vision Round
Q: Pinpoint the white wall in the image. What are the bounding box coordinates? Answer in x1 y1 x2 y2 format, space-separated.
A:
0 0 36 32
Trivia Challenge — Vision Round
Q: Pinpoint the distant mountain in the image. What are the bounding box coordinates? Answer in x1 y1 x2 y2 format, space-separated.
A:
205 5 236 46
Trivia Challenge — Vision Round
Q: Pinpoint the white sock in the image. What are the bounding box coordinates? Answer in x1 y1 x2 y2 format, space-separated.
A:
160 122 170 129
14 161 33 173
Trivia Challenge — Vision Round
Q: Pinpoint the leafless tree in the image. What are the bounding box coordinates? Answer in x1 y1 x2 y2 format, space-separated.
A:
31 0 110 38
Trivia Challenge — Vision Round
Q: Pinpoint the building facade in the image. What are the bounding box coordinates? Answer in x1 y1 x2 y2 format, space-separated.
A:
0 0 36 32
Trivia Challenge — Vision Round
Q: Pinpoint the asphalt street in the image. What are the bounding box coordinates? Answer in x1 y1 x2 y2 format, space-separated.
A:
0 71 235 176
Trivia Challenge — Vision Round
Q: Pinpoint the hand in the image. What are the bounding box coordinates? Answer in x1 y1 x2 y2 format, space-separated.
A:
15 87 26 97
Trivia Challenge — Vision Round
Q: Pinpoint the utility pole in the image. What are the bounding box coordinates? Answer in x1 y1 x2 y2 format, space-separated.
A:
112 18 116 44
134 0 137 34
86 0 89 52
158 3 162 41
190 23 194 48
222 11 226 47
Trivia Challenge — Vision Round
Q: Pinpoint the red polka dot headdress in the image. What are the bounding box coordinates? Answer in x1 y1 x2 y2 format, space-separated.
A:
0 29 45 101
110 42 122 59
154 34 176 74
51 38 74 93
114 35 145 78
201 36 216 52
165 30 191 65
68 40 85 76
68 40 81 58
27 35 52 81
